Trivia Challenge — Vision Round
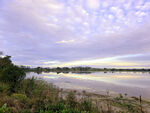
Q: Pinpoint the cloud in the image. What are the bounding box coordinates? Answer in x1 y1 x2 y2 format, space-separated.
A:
0 0 150 68
56 39 75 44
49 54 144 68
86 0 100 9
43 61 60 64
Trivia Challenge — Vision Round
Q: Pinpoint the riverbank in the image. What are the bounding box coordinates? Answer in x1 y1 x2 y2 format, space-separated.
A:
27 71 150 100
59 88 150 113
0 78 100 113
1 78 150 113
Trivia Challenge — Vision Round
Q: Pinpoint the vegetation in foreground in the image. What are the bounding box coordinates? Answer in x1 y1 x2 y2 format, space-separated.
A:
0 53 99 113
0 53 150 113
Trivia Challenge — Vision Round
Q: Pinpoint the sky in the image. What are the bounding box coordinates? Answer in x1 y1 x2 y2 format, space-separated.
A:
0 0 150 68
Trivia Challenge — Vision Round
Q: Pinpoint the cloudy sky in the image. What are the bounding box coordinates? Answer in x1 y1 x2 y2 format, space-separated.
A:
0 0 150 68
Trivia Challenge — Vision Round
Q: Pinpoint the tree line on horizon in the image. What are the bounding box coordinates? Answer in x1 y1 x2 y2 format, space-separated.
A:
1 51 150 74
20 65 150 74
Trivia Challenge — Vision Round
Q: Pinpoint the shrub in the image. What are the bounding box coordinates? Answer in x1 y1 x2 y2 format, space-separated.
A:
0 56 12 71
0 104 10 113
11 93 29 103
0 65 26 92
66 91 77 108
80 99 93 112
0 83 10 93
0 55 26 93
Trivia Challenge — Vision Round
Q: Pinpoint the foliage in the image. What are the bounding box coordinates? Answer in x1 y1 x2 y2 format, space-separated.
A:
0 65 25 83
0 77 100 113
0 104 10 113
11 93 29 103
0 82 10 93
0 56 12 70
66 91 77 108
0 55 26 93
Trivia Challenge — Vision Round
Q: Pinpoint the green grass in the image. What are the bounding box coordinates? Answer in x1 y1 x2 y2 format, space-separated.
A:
0 78 100 113
1 77 150 113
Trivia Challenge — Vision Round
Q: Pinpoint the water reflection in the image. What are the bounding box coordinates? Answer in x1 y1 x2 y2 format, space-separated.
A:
27 72 150 99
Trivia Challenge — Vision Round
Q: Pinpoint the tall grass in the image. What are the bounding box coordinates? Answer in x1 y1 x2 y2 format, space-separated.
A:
0 78 99 113
0 77 150 113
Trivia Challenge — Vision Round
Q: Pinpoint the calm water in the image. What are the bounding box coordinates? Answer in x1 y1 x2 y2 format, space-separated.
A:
27 72 150 98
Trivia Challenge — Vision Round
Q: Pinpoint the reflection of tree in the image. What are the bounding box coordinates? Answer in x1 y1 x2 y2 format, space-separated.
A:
71 71 92 74
57 72 61 74
21 66 150 73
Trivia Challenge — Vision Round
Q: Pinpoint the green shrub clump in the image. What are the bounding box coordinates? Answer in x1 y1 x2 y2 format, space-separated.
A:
0 104 10 113
0 55 26 93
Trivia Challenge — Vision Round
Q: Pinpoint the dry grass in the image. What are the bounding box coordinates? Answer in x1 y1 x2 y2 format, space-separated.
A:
0 78 150 113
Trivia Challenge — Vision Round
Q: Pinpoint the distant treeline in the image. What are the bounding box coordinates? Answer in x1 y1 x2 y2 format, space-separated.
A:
20 66 150 74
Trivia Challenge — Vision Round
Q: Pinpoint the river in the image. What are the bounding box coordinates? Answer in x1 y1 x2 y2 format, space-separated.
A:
27 71 150 99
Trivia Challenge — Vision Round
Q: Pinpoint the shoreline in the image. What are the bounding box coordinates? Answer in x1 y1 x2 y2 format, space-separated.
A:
59 87 150 112
27 71 150 100
59 87 150 101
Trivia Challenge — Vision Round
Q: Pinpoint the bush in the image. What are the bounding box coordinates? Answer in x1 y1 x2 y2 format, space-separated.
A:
0 56 12 70
11 94 29 103
0 104 10 113
80 99 93 112
0 65 26 83
0 83 10 93
0 65 26 92
66 91 77 108
0 55 26 93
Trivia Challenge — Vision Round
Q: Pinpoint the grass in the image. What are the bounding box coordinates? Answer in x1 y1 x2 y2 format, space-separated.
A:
0 77 150 113
0 77 99 113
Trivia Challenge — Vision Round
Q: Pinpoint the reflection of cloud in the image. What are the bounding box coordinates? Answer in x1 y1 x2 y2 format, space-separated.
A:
112 75 141 79
58 73 150 83
43 76 58 79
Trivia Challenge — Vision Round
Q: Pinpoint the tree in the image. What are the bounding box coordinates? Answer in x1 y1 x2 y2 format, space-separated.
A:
0 55 26 92
0 56 12 70
0 65 25 83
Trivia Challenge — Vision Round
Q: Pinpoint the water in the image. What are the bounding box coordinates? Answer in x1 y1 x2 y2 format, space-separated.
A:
27 72 150 98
